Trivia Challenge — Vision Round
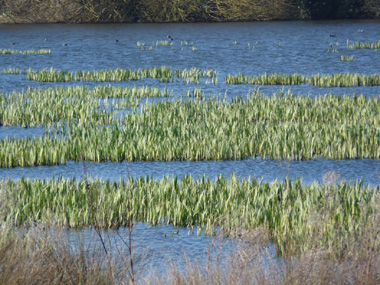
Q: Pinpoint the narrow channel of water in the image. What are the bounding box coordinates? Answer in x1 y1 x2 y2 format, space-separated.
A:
1 158 379 187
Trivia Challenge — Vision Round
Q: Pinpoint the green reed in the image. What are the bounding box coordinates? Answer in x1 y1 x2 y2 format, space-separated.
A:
2 91 380 167
1 68 26 75
1 175 378 257
340 55 354 61
347 40 380 49
0 49 51 55
0 85 159 127
225 73 307 85
25 67 217 83
154 40 173 46
309 73 380 87
226 73 380 87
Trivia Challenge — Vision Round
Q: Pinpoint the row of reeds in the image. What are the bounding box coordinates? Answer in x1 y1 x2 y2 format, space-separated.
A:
347 40 380 49
0 85 172 127
9 68 380 87
1 175 378 257
225 73 306 85
225 72 380 87
24 67 217 83
340 55 354 61
2 91 380 166
0 49 51 54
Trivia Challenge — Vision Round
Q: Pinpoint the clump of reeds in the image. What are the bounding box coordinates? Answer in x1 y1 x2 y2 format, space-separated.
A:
225 73 307 85
340 55 354 61
347 40 380 49
1 68 26 74
3 91 380 166
1 175 379 258
25 67 217 83
0 49 51 54
226 73 380 87
0 223 119 284
309 73 380 87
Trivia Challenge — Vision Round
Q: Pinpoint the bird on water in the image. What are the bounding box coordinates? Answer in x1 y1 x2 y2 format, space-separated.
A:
167 35 174 41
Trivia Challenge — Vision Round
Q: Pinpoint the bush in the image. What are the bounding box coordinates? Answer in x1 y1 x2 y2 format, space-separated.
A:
297 0 365 19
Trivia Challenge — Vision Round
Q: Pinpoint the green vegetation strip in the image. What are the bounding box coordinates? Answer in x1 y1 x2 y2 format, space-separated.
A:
25 67 217 83
347 40 380 49
225 73 380 87
0 49 51 55
2 92 380 167
0 85 173 127
1 175 378 256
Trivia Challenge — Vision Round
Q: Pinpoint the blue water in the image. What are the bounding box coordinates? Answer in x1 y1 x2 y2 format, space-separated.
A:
1 20 380 277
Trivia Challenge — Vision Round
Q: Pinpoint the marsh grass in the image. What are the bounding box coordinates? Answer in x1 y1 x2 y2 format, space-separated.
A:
226 73 380 87
1 174 379 258
225 73 307 85
340 55 354 61
1 67 25 74
3 91 380 167
25 66 217 83
0 85 173 128
347 40 380 49
0 223 118 284
0 49 51 54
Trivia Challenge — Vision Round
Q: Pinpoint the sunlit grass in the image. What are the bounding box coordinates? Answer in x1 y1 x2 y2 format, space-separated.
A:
0 49 51 55
1 175 378 258
2 91 380 167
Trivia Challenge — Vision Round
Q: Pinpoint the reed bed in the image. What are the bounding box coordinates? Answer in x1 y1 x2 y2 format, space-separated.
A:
155 40 173 46
0 85 160 127
1 68 25 74
226 73 380 87
347 40 380 49
2 92 380 167
340 55 354 61
25 67 217 83
0 49 51 54
1 175 378 257
225 73 307 85
309 73 380 87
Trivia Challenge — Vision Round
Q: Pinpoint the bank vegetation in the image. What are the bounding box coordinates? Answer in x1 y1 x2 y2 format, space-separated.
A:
0 0 379 23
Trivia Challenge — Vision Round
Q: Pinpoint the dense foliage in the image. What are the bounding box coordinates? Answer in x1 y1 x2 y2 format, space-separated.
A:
0 0 379 23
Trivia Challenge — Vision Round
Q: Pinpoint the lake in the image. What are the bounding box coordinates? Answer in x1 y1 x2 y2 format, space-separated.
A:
1 20 380 277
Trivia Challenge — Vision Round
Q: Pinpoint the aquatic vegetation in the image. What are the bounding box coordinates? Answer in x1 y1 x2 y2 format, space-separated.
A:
340 55 354 61
309 73 380 87
1 68 25 75
327 48 338 53
0 85 162 127
2 91 380 167
225 73 307 85
1 175 378 257
183 87 204 98
25 67 217 83
226 72 380 87
0 49 51 54
155 40 173 46
347 40 380 49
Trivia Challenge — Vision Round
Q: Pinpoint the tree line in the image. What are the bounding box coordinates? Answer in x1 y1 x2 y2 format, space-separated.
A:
0 0 379 23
